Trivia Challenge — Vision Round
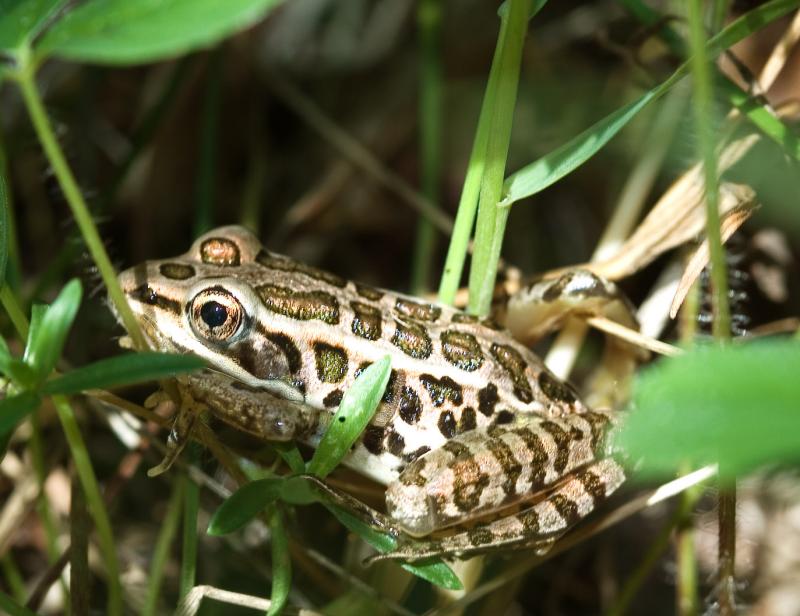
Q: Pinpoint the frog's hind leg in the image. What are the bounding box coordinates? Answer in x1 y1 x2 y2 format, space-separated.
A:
372 458 625 562
386 411 615 538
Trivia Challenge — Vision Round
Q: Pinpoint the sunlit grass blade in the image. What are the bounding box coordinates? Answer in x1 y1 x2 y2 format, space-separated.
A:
266 508 291 616
207 478 283 536
618 340 800 478
35 0 284 65
23 278 81 380
306 355 392 479
501 0 800 207
327 505 463 590
40 352 204 395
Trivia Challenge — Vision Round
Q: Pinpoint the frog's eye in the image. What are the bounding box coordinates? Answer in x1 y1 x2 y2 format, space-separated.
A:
189 288 244 343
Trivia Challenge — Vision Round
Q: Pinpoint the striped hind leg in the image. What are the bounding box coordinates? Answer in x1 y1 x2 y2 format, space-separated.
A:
371 458 625 562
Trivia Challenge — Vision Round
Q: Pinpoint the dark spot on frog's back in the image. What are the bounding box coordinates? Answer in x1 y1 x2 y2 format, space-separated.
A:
350 301 382 340
394 298 442 322
323 389 344 408
459 406 477 432
490 343 533 403
313 342 349 383
390 320 432 359
420 374 463 407
441 330 484 372
159 263 195 280
362 425 385 455
386 429 405 456
398 387 422 424
438 410 457 438
477 383 499 416
257 284 339 325
201 237 241 266
355 284 384 301
538 369 578 404
255 250 347 288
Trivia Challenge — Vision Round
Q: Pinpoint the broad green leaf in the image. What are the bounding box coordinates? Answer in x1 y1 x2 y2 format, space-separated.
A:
207 478 282 536
327 505 463 590
278 475 317 506
501 0 800 206
618 340 800 478
0 391 41 441
306 355 392 479
0 0 66 53
23 279 81 380
36 0 283 65
266 508 290 616
40 352 204 395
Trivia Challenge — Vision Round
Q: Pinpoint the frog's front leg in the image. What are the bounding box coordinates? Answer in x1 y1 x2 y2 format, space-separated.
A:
384 410 617 539
374 457 624 562
146 383 206 477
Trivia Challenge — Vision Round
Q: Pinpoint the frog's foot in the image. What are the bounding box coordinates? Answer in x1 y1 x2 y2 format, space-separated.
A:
147 386 207 477
505 270 638 343
368 458 625 563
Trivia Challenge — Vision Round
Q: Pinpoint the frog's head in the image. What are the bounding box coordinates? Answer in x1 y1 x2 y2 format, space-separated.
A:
116 225 303 401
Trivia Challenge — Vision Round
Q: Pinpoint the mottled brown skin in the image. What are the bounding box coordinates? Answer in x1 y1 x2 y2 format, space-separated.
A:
117 225 624 558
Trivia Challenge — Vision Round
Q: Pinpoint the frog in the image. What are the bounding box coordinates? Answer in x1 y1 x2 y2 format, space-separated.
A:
115 225 626 561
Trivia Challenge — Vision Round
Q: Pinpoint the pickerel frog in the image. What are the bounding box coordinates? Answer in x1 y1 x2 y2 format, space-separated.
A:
117 226 625 560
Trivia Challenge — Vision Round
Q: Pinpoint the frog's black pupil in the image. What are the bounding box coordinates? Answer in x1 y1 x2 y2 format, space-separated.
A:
200 301 228 328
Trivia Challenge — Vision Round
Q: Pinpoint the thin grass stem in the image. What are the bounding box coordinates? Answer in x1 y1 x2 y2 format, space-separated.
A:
143 478 185 616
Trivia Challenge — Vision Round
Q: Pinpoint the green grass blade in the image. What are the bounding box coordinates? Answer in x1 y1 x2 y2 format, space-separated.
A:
618 341 800 478
143 478 184 616
0 0 67 54
23 278 81 381
40 352 204 395
207 478 283 536
326 505 463 590
35 0 284 65
306 355 392 479
501 0 800 207
266 508 291 616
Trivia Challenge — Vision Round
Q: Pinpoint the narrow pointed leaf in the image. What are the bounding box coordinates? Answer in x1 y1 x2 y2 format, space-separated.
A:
306 355 392 479
40 352 204 395
207 478 282 536
24 279 81 380
327 505 463 590
618 340 800 478
501 0 800 206
36 0 284 65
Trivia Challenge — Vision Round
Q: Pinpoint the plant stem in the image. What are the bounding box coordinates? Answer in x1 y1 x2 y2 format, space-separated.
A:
466 0 529 316
194 49 223 237
180 445 201 598
13 50 147 351
411 0 442 295
53 395 122 616
143 478 185 616
687 3 735 615
0 285 29 340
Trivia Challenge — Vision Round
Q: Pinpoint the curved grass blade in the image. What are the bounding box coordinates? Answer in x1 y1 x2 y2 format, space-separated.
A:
36 0 283 65
501 0 800 207
306 355 392 479
40 351 204 395
266 508 291 616
207 478 283 536
618 340 800 478
327 505 463 590
23 278 81 381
